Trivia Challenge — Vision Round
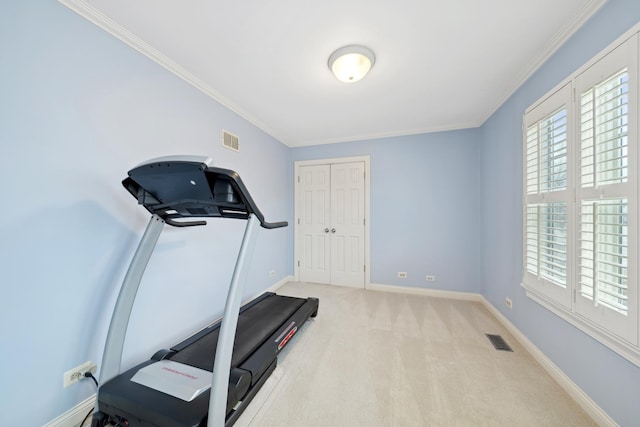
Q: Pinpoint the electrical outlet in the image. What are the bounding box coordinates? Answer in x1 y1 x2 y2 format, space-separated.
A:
426 275 436 282
269 270 275 277
398 272 407 278
63 361 97 388
505 297 513 309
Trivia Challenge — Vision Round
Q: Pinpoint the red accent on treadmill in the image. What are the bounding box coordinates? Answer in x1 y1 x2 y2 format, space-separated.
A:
277 326 298 350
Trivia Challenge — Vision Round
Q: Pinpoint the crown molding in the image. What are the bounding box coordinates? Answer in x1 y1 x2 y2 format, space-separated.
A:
57 0 608 147
57 0 289 145
479 0 608 125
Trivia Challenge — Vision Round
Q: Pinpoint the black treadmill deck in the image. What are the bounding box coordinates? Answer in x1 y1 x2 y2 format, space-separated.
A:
171 294 306 371
97 293 319 427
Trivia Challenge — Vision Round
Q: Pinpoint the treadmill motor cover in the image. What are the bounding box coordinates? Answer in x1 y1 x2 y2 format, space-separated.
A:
131 360 212 402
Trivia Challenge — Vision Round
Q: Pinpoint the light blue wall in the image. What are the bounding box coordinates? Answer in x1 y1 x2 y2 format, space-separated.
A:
480 0 640 424
0 1 290 426
291 130 483 293
4 0 639 425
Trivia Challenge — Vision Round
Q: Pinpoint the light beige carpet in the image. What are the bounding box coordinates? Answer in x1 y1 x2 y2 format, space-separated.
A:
236 282 596 427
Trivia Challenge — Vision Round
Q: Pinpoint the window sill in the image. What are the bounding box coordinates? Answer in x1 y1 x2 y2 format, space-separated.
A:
521 282 640 368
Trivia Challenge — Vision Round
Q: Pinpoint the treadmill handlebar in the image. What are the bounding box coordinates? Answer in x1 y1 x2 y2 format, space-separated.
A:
165 218 208 228
122 157 287 229
261 220 288 229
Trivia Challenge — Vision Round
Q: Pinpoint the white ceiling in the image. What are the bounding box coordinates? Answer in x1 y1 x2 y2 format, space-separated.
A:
65 0 606 147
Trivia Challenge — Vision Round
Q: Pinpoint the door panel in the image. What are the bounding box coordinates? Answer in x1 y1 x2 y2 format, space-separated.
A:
330 162 365 287
298 165 331 284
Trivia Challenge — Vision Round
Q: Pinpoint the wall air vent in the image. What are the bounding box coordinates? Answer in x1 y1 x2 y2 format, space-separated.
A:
222 130 239 152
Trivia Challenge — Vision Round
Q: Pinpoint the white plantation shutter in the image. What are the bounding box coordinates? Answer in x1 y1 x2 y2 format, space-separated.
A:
540 109 568 192
574 36 638 343
523 84 572 307
579 199 628 314
525 126 539 195
579 70 629 313
580 70 629 188
525 205 538 274
539 202 568 285
525 203 568 284
523 33 639 358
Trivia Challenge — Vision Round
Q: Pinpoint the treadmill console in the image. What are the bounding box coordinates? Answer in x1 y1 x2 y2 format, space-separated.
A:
122 156 286 229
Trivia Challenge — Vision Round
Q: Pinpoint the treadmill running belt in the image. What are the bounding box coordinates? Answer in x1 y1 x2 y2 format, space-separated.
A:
170 295 305 371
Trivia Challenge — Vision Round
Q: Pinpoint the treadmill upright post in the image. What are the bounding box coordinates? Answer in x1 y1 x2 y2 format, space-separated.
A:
208 214 260 427
98 214 165 387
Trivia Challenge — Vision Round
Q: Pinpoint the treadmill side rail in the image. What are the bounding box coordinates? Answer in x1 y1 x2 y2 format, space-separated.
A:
209 214 259 427
99 215 165 387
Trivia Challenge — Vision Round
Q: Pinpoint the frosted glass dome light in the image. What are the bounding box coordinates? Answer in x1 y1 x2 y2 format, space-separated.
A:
328 45 375 83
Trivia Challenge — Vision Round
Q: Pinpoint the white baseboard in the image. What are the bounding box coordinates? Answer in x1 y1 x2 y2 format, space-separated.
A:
43 276 293 427
478 296 617 427
368 282 615 426
42 278 294 427
242 275 294 306
47 281 614 427
368 282 482 301
266 275 293 293
44 394 96 427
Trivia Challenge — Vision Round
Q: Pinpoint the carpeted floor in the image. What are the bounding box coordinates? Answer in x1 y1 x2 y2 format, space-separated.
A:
236 282 596 427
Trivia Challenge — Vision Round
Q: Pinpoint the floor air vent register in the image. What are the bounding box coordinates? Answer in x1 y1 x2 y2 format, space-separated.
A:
485 334 513 352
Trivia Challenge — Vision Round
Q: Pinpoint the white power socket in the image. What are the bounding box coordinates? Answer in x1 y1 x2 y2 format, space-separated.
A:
398 272 407 278
63 361 97 388
426 275 436 282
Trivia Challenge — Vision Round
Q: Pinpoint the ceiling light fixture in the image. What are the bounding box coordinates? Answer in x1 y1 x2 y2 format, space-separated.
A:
328 45 375 83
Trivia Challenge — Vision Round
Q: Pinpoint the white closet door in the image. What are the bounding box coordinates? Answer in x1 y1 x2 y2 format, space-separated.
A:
298 164 331 284
330 162 365 287
297 162 365 288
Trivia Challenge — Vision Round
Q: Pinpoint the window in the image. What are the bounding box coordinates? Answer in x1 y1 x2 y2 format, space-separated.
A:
522 31 639 365
523 84 573 309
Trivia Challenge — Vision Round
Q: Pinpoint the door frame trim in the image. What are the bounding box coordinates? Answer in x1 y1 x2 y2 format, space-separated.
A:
294 156 371 289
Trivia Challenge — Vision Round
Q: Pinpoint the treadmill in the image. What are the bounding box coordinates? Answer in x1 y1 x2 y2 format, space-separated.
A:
92 156 319 427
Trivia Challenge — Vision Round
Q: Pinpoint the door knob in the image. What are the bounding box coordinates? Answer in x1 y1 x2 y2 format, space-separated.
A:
324 228 329 233
331 228 336 233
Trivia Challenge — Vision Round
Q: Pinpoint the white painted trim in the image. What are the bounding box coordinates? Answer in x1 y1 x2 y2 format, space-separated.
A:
56 0 479 148
56 0 607 148
479 0 608 124
366 283 615 426
368 283 482 301
294 156 370 167
56 0 288 146
293 156 371 289
44 394 96 427
525 21 640 117
242 275 294 306
520 22 640 368
291 122 482 147
524 285 640 367
47 284 615 427
265 275 293 293
479 296 617 427
43 276 293 427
